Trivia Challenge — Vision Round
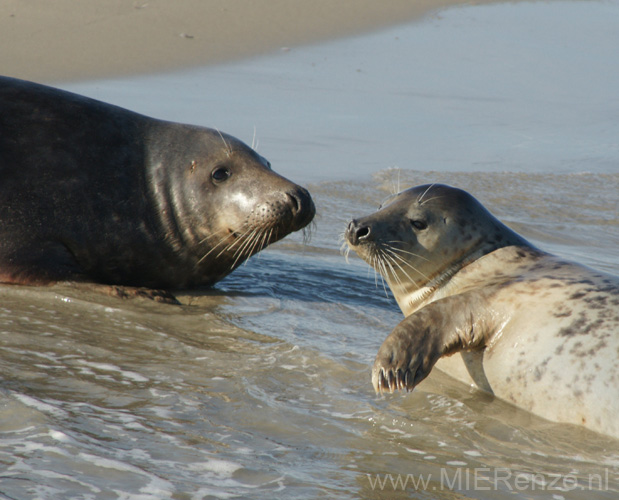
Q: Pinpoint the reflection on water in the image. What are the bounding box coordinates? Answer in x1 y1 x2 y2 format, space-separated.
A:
3 1 619 498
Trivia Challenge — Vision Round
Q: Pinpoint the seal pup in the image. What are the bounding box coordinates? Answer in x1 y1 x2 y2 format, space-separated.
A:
345 183 619 437
0 76 315 299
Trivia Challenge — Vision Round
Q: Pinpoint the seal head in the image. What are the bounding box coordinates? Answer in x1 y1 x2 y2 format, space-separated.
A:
346 183 526 314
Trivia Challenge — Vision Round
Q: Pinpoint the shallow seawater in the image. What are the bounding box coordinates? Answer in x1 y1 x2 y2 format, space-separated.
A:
2 2 619 499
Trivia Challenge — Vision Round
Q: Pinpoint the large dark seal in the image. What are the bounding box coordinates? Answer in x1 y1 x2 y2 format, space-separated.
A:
345 184 619 437
0 76 315 295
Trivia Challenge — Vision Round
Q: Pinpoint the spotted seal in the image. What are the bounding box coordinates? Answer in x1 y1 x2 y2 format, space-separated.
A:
345 183 619 437
0 76 315 297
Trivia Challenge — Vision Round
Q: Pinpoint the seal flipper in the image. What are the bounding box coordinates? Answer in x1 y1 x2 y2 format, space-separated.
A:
460 351 493 394
372 291 494 394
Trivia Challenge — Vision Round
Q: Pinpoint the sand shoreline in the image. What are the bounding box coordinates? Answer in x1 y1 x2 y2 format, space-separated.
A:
2 0 502 83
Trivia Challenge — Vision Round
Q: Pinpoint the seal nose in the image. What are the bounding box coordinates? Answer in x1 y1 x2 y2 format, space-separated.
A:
287 187 316 229
346 219 371 246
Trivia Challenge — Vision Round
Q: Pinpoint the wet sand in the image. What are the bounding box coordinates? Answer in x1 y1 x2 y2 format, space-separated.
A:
2 0 502 82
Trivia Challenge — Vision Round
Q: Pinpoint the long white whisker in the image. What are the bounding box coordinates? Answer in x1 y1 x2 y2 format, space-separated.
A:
385 243 431 262
383 247 430 284
252 126 258 151
380 249 405 289
342 244 351 264
216 128 231 157
197 232 236 264
219 227 255 260
302 221 315 245
230 227 260 261
370 253 381 288
417 183 436 204
369 250 389 298
230 228 262 269
253 227 271 258
199 225 236 246
382 249 421 290
419 195 444 207
376 252 392 298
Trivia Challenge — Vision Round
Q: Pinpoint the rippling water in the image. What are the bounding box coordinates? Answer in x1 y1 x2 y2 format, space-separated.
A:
2 2 618 499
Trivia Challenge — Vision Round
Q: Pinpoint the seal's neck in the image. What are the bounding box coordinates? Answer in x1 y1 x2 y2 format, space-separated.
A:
392 251 480 316
393 241 533 317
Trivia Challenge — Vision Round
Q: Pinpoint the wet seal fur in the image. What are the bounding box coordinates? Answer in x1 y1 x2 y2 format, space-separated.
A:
0 77 315 300
345 183 619 437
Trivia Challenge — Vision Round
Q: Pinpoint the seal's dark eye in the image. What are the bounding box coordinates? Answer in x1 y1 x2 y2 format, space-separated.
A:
410 220 427 230
212 166 231 183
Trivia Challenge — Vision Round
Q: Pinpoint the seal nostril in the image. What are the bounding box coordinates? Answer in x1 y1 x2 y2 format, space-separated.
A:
287 193 300 214
286 187 315 230
346 220 371 245
356 226 370 239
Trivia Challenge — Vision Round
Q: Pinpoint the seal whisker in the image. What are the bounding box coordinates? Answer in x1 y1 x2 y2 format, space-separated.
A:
198 228 228 246
380 249 413 293
253 226 272 258
265 227 275 251
370 253 382 289
197 231 238 264
197 225 250 260
238 230 264 265
375 257 390 298
382 253 423 298
387 167 402 195
383 247 431 283
385 243 431 262
341 243 351 264
417 183 436 205
229 228 263 269
213 226 260 268
374 249 394 298
230 227 260 261
251 125 259 151
242 224 274 262
215 128 232 158
301 221 316 245
419 195 445 207
258 225 274 251
383 252 408 287
218 227 255 259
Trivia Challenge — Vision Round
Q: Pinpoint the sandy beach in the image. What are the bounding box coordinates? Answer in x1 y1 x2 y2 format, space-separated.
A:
2 0 500 82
